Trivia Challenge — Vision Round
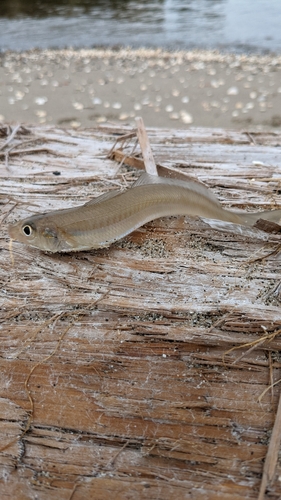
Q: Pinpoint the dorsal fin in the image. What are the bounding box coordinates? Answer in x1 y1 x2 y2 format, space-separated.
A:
84 189 121 206
131 172 161 187
131 172 220 205
85 172 220 207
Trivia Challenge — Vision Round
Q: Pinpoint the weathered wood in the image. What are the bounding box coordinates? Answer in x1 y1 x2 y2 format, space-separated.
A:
135 117 158 175
0 124 281 499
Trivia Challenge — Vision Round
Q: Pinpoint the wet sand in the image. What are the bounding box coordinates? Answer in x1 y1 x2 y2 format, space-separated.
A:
1 48 281 130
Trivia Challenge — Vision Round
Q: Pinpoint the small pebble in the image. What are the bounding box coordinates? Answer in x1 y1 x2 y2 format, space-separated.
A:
180 111 193 124
35 110 47 117
92 97 102 105
227 86 239 96
96 116 107 123
73 102 84 110
181 96 189 103
15 91 25 100
119 113 129 120
35 96 48 105
70 120 81 128
165 105 174 112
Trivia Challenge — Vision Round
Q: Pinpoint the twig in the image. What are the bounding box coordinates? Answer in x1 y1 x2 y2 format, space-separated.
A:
106 131 136 159
0 124 21 151
258 391 281 500
208 310 233 333
5 137 42 171
230 339 267 365
262 279 281 303
105 439 131 469
0 147 59 159
5 137 44 154
5 151 9 170
247 244 281 264
0 203 17 225
223 328 281 365
67 483 80 500
243 131 257 145
256 177 281 182
268 352 274 402
253 219 281 234
135 117 158 176
111 148 205 184
9 238 14 267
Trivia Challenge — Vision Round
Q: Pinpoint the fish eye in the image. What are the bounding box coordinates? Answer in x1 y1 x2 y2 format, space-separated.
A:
22 225 33 237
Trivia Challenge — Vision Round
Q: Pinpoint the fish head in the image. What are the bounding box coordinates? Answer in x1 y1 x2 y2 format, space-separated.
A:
8 215 73 252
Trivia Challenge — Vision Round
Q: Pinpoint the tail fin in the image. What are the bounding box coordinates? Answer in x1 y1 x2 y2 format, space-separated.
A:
238 209 281 226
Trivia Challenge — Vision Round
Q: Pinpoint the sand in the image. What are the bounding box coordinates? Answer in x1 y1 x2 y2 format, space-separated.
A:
1 48 281 130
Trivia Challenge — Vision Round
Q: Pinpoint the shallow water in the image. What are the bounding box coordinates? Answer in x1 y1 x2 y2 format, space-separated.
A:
0 0 281 53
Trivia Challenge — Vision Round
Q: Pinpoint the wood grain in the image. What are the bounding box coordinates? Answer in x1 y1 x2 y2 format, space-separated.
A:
0 124 281 499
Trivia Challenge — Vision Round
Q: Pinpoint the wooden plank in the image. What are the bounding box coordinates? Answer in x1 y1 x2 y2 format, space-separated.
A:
0 124 281 499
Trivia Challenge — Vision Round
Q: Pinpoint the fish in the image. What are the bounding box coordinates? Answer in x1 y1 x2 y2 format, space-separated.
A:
8 172 281 253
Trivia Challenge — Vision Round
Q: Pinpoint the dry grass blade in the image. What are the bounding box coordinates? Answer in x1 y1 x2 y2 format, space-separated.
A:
223 328 281 365
258 379 281 403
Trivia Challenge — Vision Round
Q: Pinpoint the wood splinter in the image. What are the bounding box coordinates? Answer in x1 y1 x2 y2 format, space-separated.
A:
135 116 158 176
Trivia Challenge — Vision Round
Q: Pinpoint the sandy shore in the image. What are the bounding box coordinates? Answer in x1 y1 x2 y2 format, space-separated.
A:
1 48 281 130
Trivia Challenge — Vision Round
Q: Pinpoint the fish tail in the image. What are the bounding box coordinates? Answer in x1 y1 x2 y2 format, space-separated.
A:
238 209 281 226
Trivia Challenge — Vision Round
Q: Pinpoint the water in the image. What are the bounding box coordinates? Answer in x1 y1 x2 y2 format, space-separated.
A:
0 0 281 54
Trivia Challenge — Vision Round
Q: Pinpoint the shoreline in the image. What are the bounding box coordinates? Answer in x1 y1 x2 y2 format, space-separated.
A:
1 48 281 131
3 46 281 59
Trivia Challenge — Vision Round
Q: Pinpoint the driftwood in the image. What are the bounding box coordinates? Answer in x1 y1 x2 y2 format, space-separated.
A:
0 122 281 499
